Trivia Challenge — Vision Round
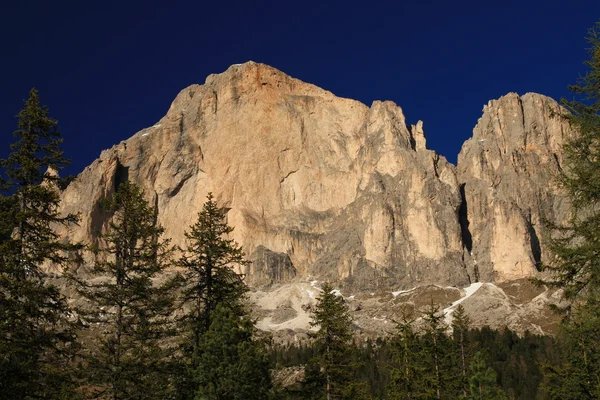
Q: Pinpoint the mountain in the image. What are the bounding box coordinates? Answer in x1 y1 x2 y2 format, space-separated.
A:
57 62 571 290
55 62 573 335
458 93 572 282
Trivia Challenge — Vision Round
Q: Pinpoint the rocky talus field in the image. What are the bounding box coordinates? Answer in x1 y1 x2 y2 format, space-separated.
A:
55 62 573 339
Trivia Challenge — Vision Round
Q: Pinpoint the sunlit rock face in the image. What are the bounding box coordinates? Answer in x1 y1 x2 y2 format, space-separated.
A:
457 93 572 282
56 63 573 290
57 61 466 289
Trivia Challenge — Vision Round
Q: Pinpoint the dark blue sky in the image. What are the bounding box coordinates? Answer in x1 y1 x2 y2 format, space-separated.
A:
2 0 599 174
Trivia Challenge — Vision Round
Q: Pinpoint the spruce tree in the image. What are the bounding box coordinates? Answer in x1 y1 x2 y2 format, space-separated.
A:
177 193 248 353
451 304 471 398
542 19 600 304
175 193 254 398
388 306 425 400
305 282 354 400
67 182 175 399
420 301 451 399
0 89 80 399
539 20 600 398
467 351 506 400
193 304 272 400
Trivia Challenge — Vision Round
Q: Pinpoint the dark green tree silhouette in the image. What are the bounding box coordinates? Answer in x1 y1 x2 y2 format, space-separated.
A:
420 301 452 399
388 306 425 400
305 282 355 400
175 193 250 398
467 351 506 400
0 89 80 399
193 304 272 400
68 182 176 399
451 304 471 397
177 193 248 350
539 20 600 399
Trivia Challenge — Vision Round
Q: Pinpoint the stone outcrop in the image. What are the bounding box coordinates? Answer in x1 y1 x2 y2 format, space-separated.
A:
56 63 574 289
457 93 572 282
57 61 466 289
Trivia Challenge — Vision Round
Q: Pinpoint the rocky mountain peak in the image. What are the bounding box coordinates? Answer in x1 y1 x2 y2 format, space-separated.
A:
57 64 573 293
457 91 572 282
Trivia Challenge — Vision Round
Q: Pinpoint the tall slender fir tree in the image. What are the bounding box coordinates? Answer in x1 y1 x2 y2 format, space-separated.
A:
305 283 354 400
540 20 600 399
193 304 272 400
175 193 254 398
0 89 80 399
388 306 424 400
67 182 176 399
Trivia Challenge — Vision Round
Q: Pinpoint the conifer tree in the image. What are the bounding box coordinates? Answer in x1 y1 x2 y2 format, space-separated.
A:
177 193 248 354
305 283 354 400
540 20 600 398
420 301 451 400
193 304 272 400
542 19 600 305
388 306 425 400
68 182 175 399
0 89 80 399
467 351 506 400
451 304 471 397
175 193 253 398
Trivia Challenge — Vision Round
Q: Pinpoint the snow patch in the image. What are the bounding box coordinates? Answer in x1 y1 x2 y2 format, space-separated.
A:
330 289 342 297
443 282 485 325
392 287 416 297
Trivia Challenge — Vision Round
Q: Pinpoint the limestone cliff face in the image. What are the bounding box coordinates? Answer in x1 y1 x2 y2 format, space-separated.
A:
457 93 572 282
58 61 466 288
57 64 573 289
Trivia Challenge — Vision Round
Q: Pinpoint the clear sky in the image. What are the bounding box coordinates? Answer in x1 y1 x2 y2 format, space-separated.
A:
2 0 600 174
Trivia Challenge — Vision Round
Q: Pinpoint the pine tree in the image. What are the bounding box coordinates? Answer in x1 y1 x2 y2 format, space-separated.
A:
420 301 451 400
193 303 272 400
539 20 600 398
67 182 176 399
451 304 471 398
177 193 248 353
388 306 425 400
542 20 600 304
305 283 354 400
0 89 80 399
467 351 506 400
175 193 252 398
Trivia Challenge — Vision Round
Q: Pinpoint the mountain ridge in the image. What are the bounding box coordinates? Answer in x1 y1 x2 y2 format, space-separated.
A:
56 62 572 295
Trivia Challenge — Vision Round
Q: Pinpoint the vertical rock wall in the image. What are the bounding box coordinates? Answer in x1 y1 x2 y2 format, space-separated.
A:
57 63 574 289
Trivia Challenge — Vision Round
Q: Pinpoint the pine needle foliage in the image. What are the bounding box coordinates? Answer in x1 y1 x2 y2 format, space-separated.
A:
176 193 248 355
305 282 354 400
467 351 506 400
0 89 80 399
419 302 452 399
451 304 471 397
193 304 272 400
542 20 600 304
388 306 425 400
539 21 600 399
67 182 176 399
174 193 250 398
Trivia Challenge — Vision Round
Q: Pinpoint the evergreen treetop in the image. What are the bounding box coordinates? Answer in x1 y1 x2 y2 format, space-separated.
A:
67 182 176 400
0 88 80 399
